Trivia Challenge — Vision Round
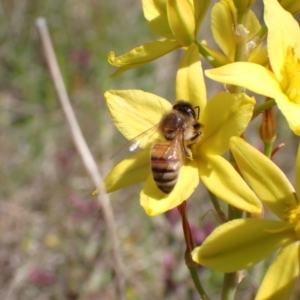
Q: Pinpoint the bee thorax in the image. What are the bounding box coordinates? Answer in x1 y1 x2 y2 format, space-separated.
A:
159 112 186 140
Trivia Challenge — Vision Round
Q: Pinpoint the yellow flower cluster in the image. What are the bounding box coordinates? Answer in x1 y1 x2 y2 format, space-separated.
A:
103 0 300 298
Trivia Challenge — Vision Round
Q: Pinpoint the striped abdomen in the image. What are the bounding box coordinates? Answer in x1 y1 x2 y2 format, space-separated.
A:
150 141 182 194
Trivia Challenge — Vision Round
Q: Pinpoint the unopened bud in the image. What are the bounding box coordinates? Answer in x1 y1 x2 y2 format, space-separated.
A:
278 0 300 15
166 0 196 46
233 0 256 10
259 104 276 143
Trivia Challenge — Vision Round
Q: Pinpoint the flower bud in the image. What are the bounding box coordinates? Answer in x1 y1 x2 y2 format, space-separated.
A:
167 0 196 46
233 0 256 10
259 104 276 143
278 0 300 15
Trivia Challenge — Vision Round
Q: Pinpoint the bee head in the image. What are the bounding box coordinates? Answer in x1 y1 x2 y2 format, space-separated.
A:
172 100 197 119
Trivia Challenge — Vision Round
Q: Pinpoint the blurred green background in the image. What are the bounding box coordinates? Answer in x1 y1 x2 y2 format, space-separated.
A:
1 0 300 299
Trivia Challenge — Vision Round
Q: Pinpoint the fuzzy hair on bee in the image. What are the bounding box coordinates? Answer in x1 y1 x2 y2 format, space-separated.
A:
151 100 202 193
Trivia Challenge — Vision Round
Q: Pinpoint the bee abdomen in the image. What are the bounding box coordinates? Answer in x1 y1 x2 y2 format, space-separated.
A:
151 144 181 194
151 167 179 193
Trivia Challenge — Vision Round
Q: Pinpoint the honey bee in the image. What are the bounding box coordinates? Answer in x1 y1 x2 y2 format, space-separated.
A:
123 100 202 194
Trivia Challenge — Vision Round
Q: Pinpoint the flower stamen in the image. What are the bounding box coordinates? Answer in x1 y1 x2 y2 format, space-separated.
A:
283 46 300 104
285 202 300 238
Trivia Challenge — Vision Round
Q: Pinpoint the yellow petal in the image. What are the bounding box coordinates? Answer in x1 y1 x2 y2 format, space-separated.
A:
192 219 295 272
142 0 174 38
167 0 195 46
230 137 296 220
211 0 236 61
104 151 150 192
175 43 206 112
248 45 268 66
198 155 262 213
199 92 255 156
255 243 300 300
104 90 171 141
199 42 231 66
211 1 260 61
140 159 199 216
248 9 262 34
193 0 211 34
246 10 263 54
275 93 300 135
205 62 282 98
264 0 300 82
108 39 180 77
296 143 300 196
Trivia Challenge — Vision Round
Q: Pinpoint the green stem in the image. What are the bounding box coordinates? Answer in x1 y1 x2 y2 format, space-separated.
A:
220 205 240 300
234 9 250 62
220 179 243 299
228 8 250 93
188 266 210 300
264 141 273 158
196 41 223 68
236 8 249 27
221 272 239 300
207 189 227 223
228 204 243 220
252 99 276 120
251 25 268 42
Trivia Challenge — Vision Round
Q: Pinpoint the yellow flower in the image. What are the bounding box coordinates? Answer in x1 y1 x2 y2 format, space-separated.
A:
211 0 265 63
108 0 211 77
192 137 300 300
205 0 300 135
104 44 261 216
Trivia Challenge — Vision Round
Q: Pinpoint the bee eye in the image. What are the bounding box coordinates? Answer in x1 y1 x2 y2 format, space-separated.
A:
173 101 196 118
186 107 195 118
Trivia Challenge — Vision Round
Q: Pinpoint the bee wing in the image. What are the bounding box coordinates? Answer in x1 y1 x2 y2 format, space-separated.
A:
161 130 184 162
111 124 160 159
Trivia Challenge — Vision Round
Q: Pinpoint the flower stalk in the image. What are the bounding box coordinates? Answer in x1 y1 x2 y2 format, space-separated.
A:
221 272 239 300
178 202 210 300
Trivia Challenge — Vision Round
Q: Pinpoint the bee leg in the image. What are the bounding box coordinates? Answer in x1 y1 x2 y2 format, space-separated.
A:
189 131 202 142
184 131 202 159
185 132 202 150
184 146 193 160
193 123 202 130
